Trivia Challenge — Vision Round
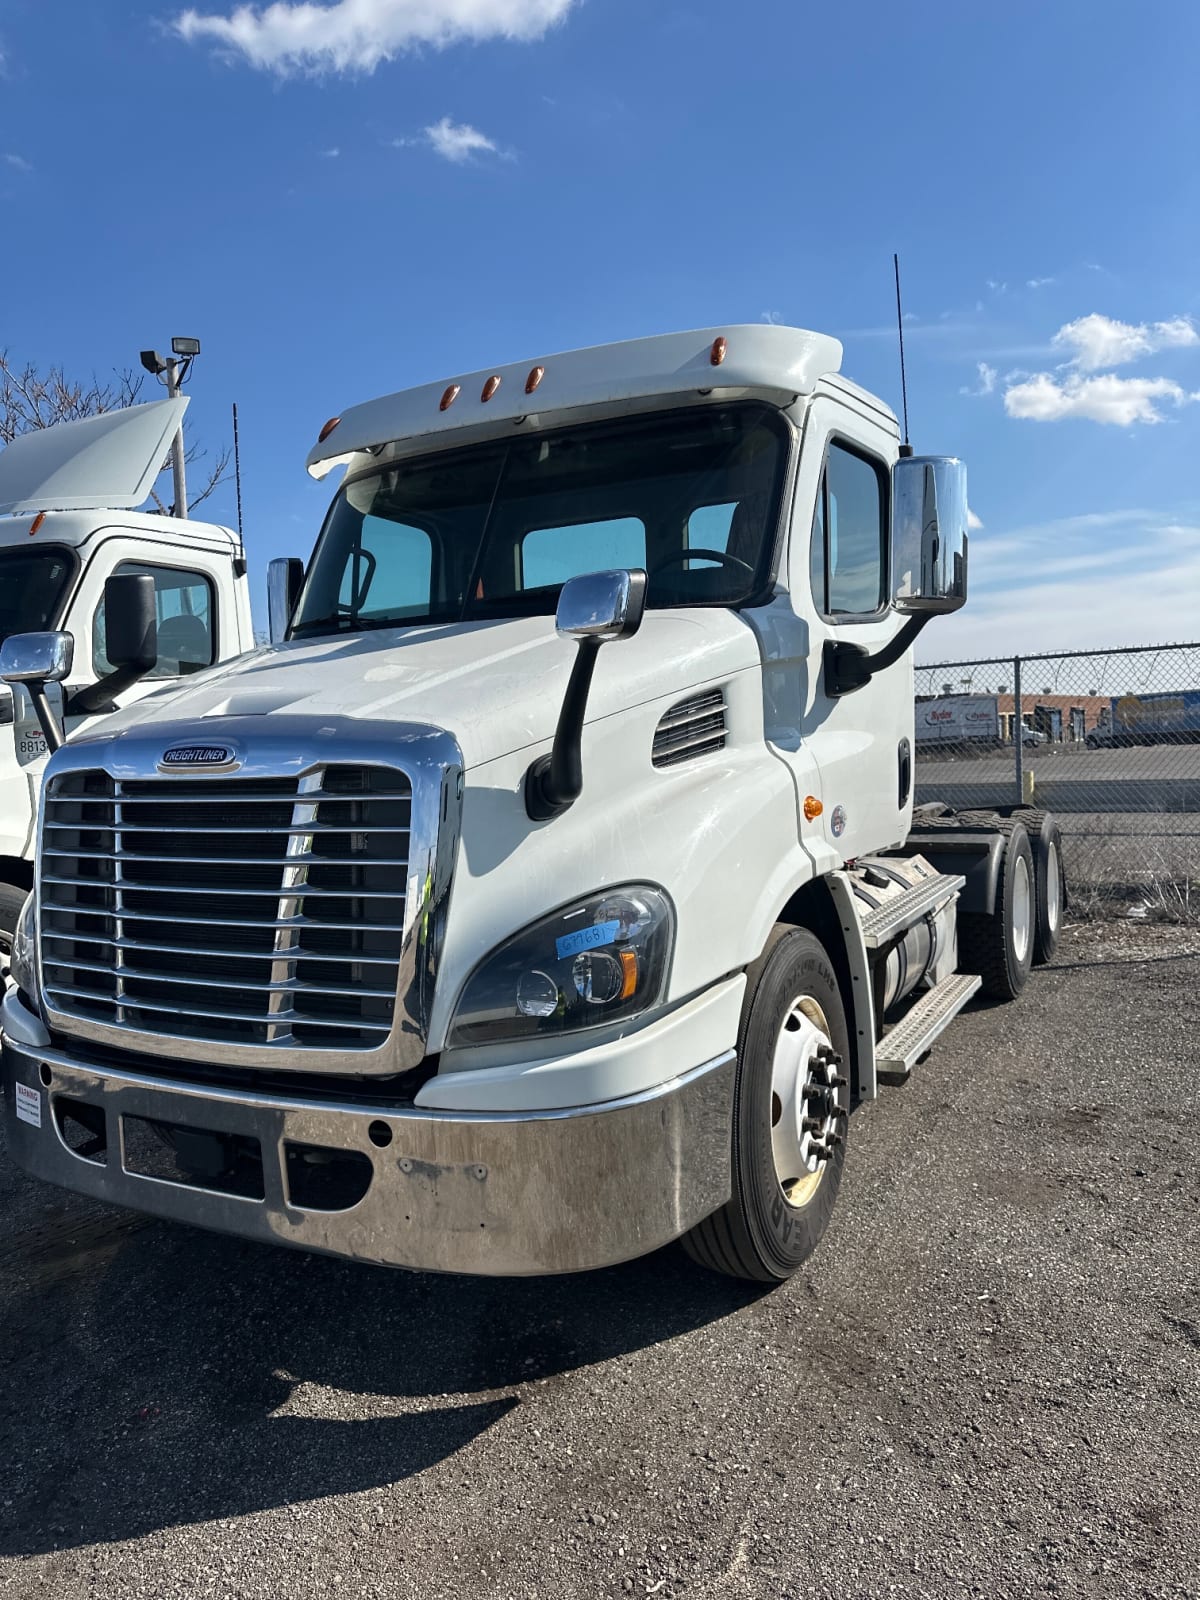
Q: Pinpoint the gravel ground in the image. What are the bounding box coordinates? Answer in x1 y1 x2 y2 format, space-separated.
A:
2 922 1198 1600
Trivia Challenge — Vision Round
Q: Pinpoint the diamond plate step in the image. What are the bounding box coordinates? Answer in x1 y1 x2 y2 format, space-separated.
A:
857 873 966 949
876 972 982 1085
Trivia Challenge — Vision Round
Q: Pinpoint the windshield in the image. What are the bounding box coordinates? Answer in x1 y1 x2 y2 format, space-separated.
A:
0 545 79 645
292 403 790 637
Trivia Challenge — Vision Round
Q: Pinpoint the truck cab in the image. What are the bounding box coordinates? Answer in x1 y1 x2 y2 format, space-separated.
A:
0 399 254 942
1 326 1060 1284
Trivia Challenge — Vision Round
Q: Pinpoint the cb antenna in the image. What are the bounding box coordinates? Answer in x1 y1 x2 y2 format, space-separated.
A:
893 253 912 456
232 402 244 541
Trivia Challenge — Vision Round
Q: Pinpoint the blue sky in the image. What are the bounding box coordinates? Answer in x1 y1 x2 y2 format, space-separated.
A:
2 0 1198 658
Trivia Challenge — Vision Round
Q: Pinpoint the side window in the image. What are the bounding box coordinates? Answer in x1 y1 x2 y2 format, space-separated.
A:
521 516 645 590
340 515 434 620
92 562 216 679
810 441 887 617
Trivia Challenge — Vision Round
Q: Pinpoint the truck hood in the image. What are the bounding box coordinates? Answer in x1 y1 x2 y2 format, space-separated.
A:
72 611 762 770
0 398 189 516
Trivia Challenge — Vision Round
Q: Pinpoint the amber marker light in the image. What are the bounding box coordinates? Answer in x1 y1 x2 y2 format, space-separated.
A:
439 384 460 412
317 416 341 444
28 511 46 537
481 374 502 402
710 336 728 366
618 949 639 1000
525 365 545 395
803 795 824 821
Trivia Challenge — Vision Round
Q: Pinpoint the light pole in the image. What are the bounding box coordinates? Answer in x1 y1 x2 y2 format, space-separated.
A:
139 336 201 518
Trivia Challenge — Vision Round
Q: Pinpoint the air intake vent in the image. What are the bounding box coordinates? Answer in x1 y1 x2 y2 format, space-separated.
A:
653 690 727 768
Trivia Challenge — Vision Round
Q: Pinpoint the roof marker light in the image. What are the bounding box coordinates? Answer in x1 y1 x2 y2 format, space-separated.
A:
803 795 824 821
710 337 728 367
481 374 502 403
29 511 46 537
440 384 460 412
525 365 545 395
317 416 341 444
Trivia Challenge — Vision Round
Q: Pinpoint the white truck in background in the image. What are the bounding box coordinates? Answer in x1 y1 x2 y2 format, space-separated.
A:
1 325 1067 1284
0 399 254 948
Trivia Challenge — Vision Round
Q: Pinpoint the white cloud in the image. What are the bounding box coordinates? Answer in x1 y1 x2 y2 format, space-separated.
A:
174 0 578 75
760 310 783 326
1003 371 1197 426
960 361 997 397
932 512 1200 655
967 509 983 531
320 146 339 157
2 152 31 172
1026 276 1055 289
1052 312 1199 371
423 117 498 161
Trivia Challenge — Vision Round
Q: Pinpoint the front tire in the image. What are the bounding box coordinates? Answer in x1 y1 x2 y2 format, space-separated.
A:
0 880 28 962
682 928 851 1283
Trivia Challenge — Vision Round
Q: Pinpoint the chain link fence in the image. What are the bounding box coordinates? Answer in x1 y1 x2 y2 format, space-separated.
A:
914 642 1200 921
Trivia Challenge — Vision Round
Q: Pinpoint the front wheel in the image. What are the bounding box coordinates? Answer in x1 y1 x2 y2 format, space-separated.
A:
0 880 28 963
682 928 851 1283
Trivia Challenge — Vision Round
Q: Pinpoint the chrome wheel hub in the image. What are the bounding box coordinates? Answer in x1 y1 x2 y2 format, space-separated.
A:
1012 851 1033 965
769 997 847 1206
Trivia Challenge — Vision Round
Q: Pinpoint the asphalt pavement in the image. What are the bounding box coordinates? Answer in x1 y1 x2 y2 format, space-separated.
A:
3 921 1198 1600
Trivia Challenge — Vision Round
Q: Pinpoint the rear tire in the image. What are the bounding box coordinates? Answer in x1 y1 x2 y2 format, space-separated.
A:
1013 808 1066 965
682 928 851 1283
957 819 1035 1001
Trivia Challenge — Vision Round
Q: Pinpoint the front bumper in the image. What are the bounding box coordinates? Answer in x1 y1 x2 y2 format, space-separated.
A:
2 1023 735 1275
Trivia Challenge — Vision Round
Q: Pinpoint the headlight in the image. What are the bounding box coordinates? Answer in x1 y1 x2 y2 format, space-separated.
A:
448 885 674 1048
9 891 38 1000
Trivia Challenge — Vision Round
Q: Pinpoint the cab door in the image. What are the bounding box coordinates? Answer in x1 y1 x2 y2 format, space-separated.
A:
62 533 230 732
790 393 911 863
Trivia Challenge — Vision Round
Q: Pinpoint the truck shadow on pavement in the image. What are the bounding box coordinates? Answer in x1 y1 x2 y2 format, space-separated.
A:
1 1191 761 1554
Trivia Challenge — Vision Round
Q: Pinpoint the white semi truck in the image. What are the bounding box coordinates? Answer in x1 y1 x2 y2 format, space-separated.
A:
0 399 255 949
0 326 1065 1282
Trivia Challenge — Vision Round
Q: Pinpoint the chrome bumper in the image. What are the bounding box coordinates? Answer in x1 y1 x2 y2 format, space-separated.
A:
2 1034 735 1275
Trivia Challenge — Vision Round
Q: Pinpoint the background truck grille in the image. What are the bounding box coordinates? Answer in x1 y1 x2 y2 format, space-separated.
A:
39 766 412 1050
652 690 727 768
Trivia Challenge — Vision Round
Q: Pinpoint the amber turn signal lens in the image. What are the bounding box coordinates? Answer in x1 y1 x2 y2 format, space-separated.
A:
439 384 460 412
481 374 502 402
710 336 727 367
317 416 341 444
803 795 824 821
28 511 46 537
525 365 545 395
618 949 639 1000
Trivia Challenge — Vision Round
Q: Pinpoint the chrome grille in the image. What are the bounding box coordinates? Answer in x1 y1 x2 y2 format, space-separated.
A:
39 766 412 1050
652 690 727 768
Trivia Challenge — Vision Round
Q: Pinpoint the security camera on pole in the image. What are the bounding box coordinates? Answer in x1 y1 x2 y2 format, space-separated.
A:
139 336 202 518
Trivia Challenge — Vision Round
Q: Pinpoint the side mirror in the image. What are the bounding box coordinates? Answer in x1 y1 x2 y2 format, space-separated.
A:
103 573 158 671
66 574 158 718
0 632 74 752
555 568 647 643
0 631 74 686
268 557 305 644
891 455 969 615
526 569 648 821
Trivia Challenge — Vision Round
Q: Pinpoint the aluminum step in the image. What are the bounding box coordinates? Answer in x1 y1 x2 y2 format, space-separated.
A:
857 873 966 949
876 972 982 1085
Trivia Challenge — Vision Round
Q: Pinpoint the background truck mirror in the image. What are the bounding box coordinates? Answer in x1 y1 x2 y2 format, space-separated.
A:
268 556 305 644
891 455 969 615
66 574 159 718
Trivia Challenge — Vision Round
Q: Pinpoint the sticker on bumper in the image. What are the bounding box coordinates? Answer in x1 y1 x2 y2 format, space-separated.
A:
15 1081 42 1128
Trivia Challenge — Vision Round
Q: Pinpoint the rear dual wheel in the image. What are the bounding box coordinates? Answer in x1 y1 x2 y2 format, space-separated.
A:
683 928 850 1283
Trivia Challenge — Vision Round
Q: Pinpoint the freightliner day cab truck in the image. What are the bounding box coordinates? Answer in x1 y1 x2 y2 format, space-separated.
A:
0 326 1067 1283
0 399 254 950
